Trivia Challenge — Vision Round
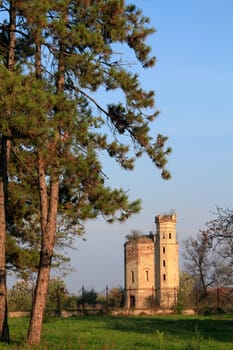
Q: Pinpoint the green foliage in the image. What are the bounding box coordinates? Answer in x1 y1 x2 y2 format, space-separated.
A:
45 279 67 316
7 281 32 311
155 329 165 350
184 326 203 350
174 271 195 312
0 0 172 271
63 295 78 311
108 286 124 308
8 279 69 314
6 235 39 280
198 306 225 316
77 288 98 308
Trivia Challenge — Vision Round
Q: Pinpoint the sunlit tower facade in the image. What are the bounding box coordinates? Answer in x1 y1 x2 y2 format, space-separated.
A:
155 214 179 307
124 213 179 309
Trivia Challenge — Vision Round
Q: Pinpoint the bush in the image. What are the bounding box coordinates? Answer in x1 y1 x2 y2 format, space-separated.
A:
198 306 225 315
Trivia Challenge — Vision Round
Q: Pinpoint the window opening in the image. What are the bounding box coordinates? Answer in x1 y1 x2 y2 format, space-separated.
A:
131 271 134 283
130 295 135 308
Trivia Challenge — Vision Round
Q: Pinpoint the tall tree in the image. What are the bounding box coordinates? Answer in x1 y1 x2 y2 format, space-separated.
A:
0 0 58 341
1 1 171 344
183 233 213 299
0 0 17 341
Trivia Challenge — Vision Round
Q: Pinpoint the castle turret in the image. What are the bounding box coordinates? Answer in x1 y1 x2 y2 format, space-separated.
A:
124 213 179 310
124 235 155 309
155 214 179 307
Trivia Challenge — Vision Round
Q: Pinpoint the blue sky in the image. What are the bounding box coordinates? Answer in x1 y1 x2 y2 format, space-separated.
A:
64 0 233 293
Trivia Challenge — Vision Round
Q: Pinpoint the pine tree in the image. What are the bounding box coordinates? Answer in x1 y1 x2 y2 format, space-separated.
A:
0 0 17 341
1 1 172 344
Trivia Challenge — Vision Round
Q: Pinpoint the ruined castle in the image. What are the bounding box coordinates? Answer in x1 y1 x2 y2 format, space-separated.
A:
124 213 179 309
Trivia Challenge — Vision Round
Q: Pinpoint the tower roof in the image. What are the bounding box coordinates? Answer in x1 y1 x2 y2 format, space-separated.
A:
124 235 154 246
155 213 176 224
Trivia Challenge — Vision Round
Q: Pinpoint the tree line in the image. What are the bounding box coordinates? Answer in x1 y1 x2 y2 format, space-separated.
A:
0 0 171 345
7 280 124 315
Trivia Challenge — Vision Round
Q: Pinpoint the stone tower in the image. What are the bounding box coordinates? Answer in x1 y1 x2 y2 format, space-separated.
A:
155 214 179 307
124 213 179 309
124 235 155 309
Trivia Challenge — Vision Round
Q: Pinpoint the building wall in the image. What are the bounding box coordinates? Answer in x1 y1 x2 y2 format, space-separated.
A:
155 214 179 307
124 236 154 308
124 214 179 309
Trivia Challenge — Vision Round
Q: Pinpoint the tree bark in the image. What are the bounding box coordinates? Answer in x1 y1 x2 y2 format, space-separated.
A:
0 137 9 342
27 7 66 343
27 166 59 345
26 20 54 345
0 0 16 341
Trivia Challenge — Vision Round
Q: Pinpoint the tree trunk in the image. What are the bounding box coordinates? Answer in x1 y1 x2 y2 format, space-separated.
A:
25 20 54 345
26 247 52 344
0 1 16 341
27 7 65 344
0 137 9 342
27 161 59 345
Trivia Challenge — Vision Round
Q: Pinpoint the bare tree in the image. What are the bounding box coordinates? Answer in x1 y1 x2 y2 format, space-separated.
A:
183 232 214 299
205 207 233 242
183 208 233 302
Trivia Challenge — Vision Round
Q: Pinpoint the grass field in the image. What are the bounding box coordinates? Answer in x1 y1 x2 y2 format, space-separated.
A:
2 314 233 349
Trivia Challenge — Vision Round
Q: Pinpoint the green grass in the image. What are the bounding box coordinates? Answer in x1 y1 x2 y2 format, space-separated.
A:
2 314 233 349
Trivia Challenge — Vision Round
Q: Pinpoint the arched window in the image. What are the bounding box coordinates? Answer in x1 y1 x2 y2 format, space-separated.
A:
145 270 149 282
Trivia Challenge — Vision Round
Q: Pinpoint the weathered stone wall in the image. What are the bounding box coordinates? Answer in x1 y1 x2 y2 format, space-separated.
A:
125 213 179 309
124 236 154 308
155 214 179 307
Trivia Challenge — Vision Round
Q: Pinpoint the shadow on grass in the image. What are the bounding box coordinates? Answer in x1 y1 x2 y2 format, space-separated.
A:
6 315 233 349
105 315 233 343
